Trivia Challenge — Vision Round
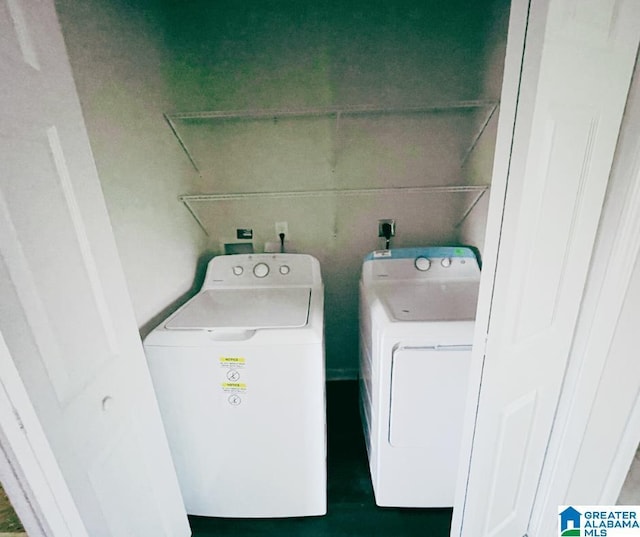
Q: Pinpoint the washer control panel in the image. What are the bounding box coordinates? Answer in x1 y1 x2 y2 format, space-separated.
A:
203 253 321 288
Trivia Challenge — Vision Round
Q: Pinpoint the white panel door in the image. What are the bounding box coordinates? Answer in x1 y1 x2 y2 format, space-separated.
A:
458 0 640 536
0 1 190 536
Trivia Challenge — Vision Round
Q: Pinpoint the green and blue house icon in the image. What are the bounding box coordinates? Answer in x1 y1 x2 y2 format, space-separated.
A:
560 506 581 536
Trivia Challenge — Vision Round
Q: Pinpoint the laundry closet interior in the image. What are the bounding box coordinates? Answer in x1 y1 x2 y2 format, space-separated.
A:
56 0 509 372
55 0 510 533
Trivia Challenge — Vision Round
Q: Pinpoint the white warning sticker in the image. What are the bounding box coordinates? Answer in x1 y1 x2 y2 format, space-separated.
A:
373 250 392 258
220 357 247 400
221 382 247 392
219 356 246 368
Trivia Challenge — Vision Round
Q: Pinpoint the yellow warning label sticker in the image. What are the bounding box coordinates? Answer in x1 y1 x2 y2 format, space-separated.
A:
220 357 245 364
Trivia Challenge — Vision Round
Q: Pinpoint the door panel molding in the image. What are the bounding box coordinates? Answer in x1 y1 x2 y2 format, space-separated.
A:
529 54 640 535
47 126 119 356
455 0 640 535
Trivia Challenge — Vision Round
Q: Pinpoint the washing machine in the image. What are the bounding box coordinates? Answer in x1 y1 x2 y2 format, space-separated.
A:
359 246 480 508
144 253 326 518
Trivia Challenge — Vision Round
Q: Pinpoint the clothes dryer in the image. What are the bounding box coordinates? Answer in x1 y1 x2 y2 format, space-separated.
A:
359 247 480 507
144 253 326 518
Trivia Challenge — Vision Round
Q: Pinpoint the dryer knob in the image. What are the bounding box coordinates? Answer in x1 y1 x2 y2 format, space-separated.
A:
232 266 244 276
441 257 452 268
253 262 270 278
279 265 290 275
415 256 431 271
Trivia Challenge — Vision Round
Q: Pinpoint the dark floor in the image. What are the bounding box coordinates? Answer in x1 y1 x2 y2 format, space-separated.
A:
189 380 452 536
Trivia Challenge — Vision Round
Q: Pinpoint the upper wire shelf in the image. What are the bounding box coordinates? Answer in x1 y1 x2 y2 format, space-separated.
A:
165 100 499 174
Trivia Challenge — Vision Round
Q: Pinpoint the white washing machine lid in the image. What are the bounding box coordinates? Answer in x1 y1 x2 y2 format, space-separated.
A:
165 288 311 330
377 280 479 322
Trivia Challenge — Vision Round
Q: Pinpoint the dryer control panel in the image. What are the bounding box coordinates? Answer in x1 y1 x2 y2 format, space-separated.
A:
202 253 322 288
362 247 480 284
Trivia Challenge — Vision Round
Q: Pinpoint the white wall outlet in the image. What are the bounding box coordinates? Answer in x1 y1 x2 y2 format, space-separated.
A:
275 221 289 238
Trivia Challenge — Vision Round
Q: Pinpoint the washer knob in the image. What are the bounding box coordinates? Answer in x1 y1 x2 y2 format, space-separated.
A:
279 265 290 275
232 266 244 276
253 262 269 278
441 257 452 268
415 256 431 271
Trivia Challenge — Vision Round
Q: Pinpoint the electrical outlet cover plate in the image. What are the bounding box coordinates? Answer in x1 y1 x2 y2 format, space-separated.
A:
275 221 289 238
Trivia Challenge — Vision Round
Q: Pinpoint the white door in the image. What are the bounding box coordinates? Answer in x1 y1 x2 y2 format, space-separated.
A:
456 0 640 536
0 1 190 536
